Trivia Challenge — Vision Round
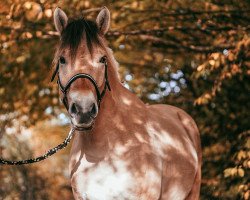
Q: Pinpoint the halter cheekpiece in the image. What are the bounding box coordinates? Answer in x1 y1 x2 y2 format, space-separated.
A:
0 55 111 166
51 56 111 109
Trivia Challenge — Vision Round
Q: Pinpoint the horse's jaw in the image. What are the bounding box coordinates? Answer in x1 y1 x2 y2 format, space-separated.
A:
71 120 95 134
74 123 95 132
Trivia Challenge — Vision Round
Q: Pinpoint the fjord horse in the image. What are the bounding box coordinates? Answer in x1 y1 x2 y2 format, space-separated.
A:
53 7 201 200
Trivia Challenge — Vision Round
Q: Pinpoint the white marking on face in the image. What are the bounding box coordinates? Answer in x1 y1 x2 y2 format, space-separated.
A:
68 91 98 126
69 91 96 111
69 91 96 110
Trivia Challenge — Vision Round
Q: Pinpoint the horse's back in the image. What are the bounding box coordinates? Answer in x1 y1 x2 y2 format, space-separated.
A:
147 104 201 199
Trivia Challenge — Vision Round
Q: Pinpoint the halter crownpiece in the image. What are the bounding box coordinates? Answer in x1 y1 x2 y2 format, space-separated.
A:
51 56 111 109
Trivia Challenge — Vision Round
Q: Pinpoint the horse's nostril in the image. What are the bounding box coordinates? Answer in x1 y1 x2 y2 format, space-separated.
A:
90 103 97 116
70 103 78 115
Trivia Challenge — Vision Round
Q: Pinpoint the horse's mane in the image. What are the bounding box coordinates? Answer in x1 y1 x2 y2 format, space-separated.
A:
59 18 103 60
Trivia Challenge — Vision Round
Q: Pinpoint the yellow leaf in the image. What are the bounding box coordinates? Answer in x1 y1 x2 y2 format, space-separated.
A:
238 168 245 177
209 60 215 66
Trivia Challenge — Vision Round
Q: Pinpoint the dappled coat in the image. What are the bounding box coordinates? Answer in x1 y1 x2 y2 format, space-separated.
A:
53 7 201 200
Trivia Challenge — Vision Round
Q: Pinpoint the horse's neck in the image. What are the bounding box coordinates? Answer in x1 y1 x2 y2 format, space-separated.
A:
75 82 147 162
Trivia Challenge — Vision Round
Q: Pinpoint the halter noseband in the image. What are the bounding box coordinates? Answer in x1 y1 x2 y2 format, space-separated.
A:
51 56 111 109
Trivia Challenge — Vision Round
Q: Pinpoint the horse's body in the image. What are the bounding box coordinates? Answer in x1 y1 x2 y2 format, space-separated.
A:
53 7 201 200
69 81 201 200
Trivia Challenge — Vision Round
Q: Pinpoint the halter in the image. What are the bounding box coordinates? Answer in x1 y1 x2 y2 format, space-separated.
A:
51 56 111 109
0 57 111 165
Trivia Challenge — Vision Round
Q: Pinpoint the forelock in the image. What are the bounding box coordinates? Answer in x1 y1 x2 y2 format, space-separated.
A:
59 18 102 60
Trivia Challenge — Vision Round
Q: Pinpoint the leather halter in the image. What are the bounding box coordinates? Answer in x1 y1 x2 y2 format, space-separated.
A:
51 56 111 109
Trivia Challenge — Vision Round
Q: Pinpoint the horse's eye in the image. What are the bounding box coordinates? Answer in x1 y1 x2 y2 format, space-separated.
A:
59 56 66 65
99 56 106 64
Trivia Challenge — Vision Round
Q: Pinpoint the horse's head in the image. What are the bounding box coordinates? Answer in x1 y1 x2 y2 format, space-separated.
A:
53 7 112 130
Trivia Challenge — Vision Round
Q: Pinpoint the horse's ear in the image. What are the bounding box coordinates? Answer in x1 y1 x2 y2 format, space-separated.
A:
53 7 68 35
96 6 110 35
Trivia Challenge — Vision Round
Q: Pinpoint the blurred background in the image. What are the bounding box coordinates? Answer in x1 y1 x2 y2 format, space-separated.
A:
0 0 249 199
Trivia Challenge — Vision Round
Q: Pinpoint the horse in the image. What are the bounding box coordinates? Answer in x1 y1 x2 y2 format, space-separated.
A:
52 7 201 200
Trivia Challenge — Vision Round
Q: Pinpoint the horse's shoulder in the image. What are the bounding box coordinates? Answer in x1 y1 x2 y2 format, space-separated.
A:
145 103 200 167
146 104 200 147
145 104 201 199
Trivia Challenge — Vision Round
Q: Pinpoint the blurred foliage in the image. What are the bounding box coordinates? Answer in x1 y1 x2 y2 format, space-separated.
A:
0 0 249 199
1 124 73 199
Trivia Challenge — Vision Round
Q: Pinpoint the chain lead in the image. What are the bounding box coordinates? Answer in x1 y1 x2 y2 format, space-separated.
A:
0 128 75 165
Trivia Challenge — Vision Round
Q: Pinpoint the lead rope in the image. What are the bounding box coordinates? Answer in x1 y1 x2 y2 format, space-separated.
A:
0 128 75 165
1 56 110 166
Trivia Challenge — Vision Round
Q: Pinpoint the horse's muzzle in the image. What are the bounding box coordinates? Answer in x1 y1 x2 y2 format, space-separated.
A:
69 101 98 130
